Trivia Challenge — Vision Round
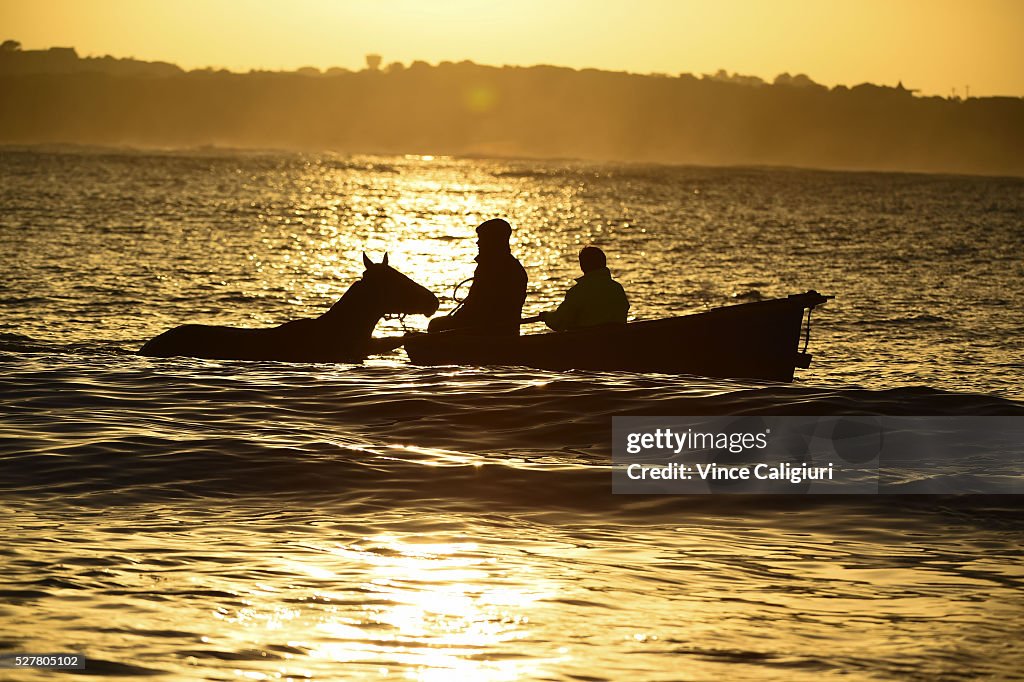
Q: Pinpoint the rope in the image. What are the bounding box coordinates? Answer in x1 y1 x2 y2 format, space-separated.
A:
382 276 473 334
383 312 412 332
452 277 473 303
448 276 474 316
802 306 814 354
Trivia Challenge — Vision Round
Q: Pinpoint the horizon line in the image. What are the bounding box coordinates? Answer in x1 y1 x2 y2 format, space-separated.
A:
5 39 1017 100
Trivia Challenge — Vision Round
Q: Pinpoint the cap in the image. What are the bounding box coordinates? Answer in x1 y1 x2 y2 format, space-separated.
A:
475 218 512 241
579 246 607 272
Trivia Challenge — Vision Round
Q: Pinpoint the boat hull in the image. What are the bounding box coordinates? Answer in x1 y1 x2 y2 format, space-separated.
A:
405 291 831 382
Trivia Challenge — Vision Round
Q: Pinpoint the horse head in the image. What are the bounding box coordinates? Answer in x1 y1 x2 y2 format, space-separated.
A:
361 252 439 317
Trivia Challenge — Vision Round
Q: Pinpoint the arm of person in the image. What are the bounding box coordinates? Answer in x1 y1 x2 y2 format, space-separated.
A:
542 285 582 331
448 267 488 323
618 285 630 322
453 263 526 323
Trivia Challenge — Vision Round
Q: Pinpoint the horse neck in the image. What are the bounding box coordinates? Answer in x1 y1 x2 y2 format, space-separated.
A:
319 279 385 340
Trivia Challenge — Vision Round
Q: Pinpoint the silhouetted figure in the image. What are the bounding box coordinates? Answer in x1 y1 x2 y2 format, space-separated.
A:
541 246 629 331
428 219 528 336
140 253 438 362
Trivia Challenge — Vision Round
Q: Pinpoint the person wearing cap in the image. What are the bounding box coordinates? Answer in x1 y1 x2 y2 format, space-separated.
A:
540 246 629 332
428 218 528 336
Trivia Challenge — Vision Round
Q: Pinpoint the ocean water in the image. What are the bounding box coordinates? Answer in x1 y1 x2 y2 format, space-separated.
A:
1 149 1023 680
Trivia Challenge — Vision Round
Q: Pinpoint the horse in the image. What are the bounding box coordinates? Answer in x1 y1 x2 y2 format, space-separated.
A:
139 253 439 362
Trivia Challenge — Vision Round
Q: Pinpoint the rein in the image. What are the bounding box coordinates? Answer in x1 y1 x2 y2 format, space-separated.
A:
447 276 474 316
383 312 412 332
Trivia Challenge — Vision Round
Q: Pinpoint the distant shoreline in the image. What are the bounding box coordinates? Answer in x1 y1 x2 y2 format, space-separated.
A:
4 143 1023 181
3 43 1023 178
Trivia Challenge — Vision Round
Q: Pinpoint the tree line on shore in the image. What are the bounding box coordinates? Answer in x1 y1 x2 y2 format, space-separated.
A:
2 41 1021 176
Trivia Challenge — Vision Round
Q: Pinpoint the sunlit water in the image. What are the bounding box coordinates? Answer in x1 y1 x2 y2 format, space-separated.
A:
1 149 1023 680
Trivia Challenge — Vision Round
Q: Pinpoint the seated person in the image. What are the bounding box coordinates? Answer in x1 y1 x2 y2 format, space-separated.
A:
428 218 528 336
541 246 629 331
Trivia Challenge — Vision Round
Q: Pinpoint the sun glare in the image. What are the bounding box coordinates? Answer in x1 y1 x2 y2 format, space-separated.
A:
279 535 559 680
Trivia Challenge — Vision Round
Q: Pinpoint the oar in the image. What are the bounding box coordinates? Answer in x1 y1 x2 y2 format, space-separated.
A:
370 315 544 354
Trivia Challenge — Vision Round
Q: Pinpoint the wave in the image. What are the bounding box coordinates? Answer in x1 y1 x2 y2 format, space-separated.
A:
0 334 131 356
3 428 1021 526
1 345 1021 505
850 314 949 327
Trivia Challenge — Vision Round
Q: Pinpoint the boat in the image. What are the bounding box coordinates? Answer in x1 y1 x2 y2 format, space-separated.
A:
404 291 832 381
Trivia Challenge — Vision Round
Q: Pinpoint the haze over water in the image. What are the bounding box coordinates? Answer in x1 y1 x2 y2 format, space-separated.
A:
3 150 1022 395
1 149 1023 680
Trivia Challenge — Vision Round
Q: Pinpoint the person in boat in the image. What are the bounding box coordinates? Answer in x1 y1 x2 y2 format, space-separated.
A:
540 246 629 331
428 218 528 336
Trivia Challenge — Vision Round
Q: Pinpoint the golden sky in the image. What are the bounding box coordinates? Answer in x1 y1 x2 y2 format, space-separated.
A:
3 0 1022 96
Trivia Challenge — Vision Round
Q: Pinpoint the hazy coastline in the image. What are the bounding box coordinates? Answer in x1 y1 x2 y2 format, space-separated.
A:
3 43 1023 177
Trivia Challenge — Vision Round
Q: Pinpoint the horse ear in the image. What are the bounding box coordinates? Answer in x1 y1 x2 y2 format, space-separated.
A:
362 252 373 269
382 252 389 267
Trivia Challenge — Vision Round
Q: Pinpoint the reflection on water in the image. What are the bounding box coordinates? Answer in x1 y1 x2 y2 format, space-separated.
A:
311 537 548 681
1 150 1021 395
4 502 1023 680
1 150 1022 679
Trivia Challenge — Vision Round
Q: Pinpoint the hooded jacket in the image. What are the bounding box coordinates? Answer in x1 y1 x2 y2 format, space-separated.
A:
543 267 629 331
